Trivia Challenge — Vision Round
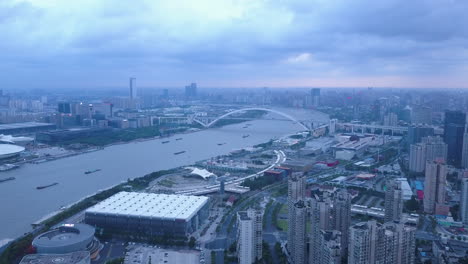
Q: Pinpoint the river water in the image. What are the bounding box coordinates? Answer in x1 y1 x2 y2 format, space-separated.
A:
0 108 328 243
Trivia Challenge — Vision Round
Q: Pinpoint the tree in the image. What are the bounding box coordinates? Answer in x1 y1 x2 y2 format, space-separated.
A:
405 197 420 212
188 236 196 248
229 241 237 253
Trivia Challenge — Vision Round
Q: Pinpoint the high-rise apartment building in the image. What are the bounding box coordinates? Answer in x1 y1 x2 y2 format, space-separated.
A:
409 136 447 173
384 179 403 223
383 112 398 126
379 222 416 264
409 144 426 173
444 110 466 167
290 200 307 264
318 230 342 264
424 161 447 214
287 172 306 264
422 136 448 163
410 105 432 125
348 221 380 264
236 209 263 264
310 190 350 264
348 221 415 264
460 175 468 225
332 189 351 255
309 196 332 264
129 77 137 99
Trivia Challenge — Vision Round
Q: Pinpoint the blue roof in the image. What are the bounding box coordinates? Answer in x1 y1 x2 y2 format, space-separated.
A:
415 181 423 190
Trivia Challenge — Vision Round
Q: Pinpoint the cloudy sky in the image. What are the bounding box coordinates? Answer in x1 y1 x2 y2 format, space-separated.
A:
1 0 468 89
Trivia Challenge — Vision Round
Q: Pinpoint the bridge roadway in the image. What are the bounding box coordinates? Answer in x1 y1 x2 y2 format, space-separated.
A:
175 150 286 196
339 122 408 133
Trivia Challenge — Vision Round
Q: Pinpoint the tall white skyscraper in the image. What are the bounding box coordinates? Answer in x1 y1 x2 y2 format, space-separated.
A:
462 131 468 168
236 209 263 264
129 77 137 99
460 175 468 225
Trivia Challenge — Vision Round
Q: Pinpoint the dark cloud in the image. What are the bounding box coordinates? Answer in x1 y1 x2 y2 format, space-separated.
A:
0 0 467 88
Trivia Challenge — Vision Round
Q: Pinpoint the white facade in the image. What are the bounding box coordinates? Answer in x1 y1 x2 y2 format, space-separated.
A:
86 192 209 221
461 177 468 225
237 209 262 264
462 132 468 168
424 161 447 214
409 144 425 173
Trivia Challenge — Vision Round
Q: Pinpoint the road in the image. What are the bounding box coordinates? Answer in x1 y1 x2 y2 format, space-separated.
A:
176 150 286 196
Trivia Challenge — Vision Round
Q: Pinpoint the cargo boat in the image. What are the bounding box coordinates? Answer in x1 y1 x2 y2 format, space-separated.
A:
36 182 58 190
85 169 101 174
176 138 183 141
0 164 19 172
0 177 15 183
174 151 186 155
162 141 170 144
242 134 250 138
217 143 226 146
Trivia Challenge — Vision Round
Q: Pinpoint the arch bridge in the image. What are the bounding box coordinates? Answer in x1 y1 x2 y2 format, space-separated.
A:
192 107 311 131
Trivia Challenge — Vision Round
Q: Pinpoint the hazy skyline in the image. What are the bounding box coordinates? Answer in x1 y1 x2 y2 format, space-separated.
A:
1 0 468 89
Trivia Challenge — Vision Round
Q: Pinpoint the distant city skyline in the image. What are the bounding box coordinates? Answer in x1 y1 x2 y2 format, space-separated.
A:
1 0 468 89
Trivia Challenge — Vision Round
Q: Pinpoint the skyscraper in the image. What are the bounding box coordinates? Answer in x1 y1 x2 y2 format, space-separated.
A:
348 221 379 264
129 77 137 99
460 175 468 225
348 221 415 264
422 136 448 163
185 83 197 97
287 172 306 264
236 209 263 264
290 200 307 264
409 144 426 173
407 125 434 147
310 190 350 264
462 131 468 168
424 160 447 214
444 110 466 167
317 230 342 264
311 88 320 107
379 222 416 264
309 196 333 264
409 136 447 173
332 189 351 255
384 180 403 223
383 112 398 126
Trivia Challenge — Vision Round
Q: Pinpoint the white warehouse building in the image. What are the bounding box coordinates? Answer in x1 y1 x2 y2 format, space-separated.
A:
85 192 210 236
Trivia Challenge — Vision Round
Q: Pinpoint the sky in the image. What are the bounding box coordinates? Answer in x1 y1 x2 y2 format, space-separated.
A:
1 0 468 89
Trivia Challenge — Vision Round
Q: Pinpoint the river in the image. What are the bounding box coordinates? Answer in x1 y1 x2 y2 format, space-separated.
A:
0 108 328 244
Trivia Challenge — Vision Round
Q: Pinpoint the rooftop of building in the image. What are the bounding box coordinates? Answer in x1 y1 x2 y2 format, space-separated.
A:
238 211 251 221
32 224 95 248
86 192 209 221
0 144 25 156
0 122 54 129
20 251 90 264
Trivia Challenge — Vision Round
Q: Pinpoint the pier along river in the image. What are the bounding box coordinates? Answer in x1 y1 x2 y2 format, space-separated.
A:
0 109 328 244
